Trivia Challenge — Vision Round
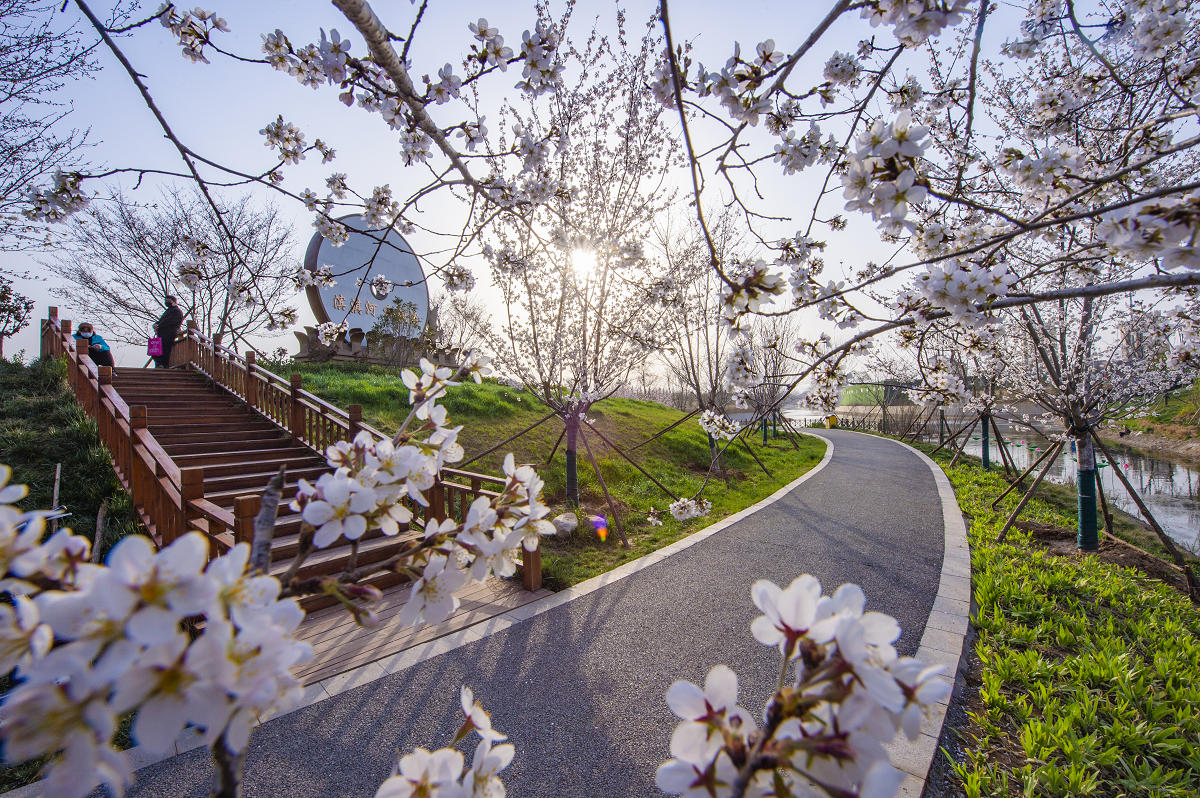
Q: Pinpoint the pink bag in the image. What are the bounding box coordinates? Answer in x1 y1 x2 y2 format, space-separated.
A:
147 337 163 357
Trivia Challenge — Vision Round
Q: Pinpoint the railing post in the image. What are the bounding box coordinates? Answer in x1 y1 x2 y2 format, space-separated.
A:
179 467 205 550
245 351 258 407
347 404 362 441
233 495 261 546
97 367 112 443
289 374 304 443
41 308 59 358
187 319 198 369
522 546 542 591
432 483 446 522
129 405 147 513
213 333 224 386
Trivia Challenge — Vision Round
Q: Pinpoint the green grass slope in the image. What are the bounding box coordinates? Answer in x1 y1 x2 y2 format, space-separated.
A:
281 361 827 588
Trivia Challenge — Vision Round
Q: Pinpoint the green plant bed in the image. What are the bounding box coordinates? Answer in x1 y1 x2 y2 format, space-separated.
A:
288 361 828 589
930 453 1200 797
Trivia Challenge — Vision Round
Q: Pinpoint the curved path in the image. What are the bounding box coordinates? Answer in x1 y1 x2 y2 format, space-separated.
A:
121 430 949 798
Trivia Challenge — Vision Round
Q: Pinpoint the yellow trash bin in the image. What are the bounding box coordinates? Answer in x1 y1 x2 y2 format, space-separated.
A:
824 414 838 429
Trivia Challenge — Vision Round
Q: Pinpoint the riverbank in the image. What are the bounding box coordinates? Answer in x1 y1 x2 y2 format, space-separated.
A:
1097 424 1200 466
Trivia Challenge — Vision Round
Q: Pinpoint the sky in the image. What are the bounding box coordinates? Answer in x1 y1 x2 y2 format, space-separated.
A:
2 0 1026 372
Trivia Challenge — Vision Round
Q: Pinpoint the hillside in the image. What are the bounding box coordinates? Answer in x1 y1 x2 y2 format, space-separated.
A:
280 360 827 587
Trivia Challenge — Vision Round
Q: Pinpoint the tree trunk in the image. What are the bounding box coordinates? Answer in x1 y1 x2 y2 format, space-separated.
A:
1076 432 1099 551
565 416 579 508
981 412 990 469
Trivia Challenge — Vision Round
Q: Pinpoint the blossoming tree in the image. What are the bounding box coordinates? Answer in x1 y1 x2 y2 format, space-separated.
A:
13 0 1200 794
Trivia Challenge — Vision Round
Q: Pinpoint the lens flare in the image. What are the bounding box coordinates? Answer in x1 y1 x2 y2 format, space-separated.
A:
593 515 608 542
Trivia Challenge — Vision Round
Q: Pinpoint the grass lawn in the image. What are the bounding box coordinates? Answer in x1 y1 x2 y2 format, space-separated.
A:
947 459 1200 797
0 355 141 562
281 361 827 589
876 436 1200 797
0 355 142 792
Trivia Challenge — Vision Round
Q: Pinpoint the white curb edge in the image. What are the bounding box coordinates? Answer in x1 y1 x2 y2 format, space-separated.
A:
858 432 973 798
1 436 839 797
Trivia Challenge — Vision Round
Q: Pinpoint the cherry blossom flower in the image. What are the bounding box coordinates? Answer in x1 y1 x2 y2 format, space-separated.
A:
397 554 468 626
294 471 377 548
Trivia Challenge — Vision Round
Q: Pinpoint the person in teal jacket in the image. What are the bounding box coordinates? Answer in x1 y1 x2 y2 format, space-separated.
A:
74 322 116 369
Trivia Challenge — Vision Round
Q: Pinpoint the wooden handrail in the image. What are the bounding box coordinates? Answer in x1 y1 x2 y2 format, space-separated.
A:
41 311 542 588
188 497 236 531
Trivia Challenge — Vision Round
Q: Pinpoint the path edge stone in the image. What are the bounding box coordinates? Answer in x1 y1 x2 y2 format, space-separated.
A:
862 433 972 798
0 435 838 796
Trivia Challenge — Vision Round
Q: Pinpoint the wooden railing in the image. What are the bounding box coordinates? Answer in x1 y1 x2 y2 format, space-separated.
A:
39 310 215 553
40 311 541 589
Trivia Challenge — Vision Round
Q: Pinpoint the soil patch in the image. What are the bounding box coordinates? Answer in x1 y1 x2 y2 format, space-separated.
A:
1014 519 1189 595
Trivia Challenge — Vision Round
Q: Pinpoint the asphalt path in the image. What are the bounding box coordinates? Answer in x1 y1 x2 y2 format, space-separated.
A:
119 430 945 798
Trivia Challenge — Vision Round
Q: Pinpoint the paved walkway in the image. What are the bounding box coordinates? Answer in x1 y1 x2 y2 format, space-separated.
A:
121 430 947 798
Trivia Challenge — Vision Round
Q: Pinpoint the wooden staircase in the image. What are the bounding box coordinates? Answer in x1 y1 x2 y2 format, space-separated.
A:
108 368 408 609
40 309 541 613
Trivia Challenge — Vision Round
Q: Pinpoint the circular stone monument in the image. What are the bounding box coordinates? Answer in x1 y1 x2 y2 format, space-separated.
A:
302 214 429 330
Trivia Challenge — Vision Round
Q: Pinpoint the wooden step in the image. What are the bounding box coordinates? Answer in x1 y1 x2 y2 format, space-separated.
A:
161 436 293 456
203 469 330 500
269 533 414 583
151 427 289 443
122 397 241 408
172 448 323 469
148 422 281 435
265 522 409 562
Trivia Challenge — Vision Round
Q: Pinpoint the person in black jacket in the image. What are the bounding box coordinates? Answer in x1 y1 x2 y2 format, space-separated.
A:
153 295 184 368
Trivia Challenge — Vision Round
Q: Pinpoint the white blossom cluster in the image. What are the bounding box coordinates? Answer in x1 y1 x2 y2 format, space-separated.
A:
363 185 400 228
0 466 311 798
514 22 566 97
861 0 972 47
22 170 89 223
668 496 712 521
295 263 337 290
907 259 1019 327
823 51 862 87
725 344 761 391
259 115 308 165
691 40 785 127
443 264 477 293
773 124 834 176
375 687 513 798
842 111 930 226
802 361 847 411
156 4 228 65
315 320 348 345
288 358 551 625
908 358 968 406
468 18 514 73
699 409 740 441
656 575 950 798
720 259 786 334
314 214 350 246
1130 0 1193 59
997 146 1081 201
1097 192 1200 270
424 64 464 105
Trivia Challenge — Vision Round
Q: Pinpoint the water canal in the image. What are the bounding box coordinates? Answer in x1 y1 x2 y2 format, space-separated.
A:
936 426 1200 551
786 411 1200 551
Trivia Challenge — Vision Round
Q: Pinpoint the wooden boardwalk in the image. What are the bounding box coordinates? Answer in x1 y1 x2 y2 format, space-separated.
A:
294 577 552 684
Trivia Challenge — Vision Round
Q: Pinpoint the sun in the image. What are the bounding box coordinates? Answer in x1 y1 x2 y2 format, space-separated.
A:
571 248 599 276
